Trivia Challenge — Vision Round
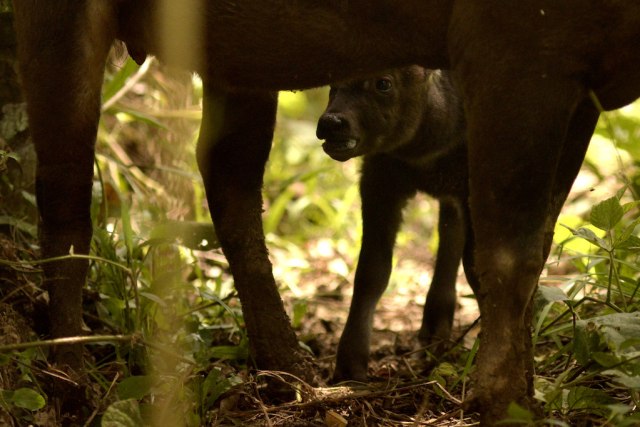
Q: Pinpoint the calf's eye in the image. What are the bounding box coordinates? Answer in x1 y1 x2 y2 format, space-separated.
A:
375 78 393 92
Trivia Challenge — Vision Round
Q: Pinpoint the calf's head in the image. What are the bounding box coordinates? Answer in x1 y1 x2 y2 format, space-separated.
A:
316 66 430 161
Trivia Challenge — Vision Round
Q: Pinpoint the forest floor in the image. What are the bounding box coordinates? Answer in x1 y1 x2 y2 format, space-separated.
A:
0 226 483 426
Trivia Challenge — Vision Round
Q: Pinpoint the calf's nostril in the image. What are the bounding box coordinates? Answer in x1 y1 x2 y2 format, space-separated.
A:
316 114 345 139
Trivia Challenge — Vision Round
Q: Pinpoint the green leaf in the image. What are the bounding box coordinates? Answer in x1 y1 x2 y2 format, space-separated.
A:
603 369 640 388
590 196 624 231
120 199 134 259
505 401 534 422
606 403 632 419
615 234 640 251
102 58 140 102
149 220 219 250
572 227 610 251
566 386 613 413
116 375 154 400
574 320 601 365
597 313 640 352
537 285 569 303
0 215 38 237
616 187 627 201
112 109 167 129
575 313 640 370
139 291 166 306
208 345 248 361
202 369 238 408
621 199 640 215
591 352 621 368
101 399 145 427
291 300 307 329
10 388 45 411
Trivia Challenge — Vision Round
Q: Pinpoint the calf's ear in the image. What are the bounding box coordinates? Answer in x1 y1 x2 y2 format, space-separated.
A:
407 65 429 82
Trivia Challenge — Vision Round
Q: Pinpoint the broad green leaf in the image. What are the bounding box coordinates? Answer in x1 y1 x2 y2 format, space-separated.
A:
116 375 154 400
101 399 144 427
575 313 640 370
590 197 624 231
591 352 621 368
566 386 613 414
10 388 45 411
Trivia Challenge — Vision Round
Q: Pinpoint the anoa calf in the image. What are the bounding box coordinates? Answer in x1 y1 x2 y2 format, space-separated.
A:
11 0 640 424
316 67 469 382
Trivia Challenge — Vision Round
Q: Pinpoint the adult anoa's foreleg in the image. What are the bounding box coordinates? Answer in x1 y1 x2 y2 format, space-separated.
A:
12 0 116 371
196 86 311 379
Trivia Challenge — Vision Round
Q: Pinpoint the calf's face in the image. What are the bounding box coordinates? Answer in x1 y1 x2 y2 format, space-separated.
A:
316 66 430 161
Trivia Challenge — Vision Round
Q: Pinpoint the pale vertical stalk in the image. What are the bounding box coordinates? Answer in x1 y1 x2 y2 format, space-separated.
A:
150 2 205 426
157 0 205 71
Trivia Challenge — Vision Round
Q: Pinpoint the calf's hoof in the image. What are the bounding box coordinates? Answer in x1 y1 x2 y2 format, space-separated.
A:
331 363 368 385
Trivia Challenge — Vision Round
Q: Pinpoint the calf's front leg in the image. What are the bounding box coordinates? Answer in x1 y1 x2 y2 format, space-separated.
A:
333 155 414 382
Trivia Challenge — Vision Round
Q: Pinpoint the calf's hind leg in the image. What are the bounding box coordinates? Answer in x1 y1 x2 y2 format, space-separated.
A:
12 0 115 370
196 87 311 379
419 199 465 347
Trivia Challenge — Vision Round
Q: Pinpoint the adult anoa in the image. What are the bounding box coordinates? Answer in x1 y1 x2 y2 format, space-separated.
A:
12 0 640 423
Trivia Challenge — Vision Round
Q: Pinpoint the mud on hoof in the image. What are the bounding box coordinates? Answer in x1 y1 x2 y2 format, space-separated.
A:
463 388 540 426
255 356 321 403
44 367 96 425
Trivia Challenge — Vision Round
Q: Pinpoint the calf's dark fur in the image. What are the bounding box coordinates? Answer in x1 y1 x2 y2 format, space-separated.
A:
316 67 468 381
11 0 640 424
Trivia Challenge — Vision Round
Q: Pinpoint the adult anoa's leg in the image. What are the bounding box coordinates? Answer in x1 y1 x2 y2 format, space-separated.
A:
12 0 116 371
419 199 465 346
333 155 415 382
465 87 582 423
452 63 584 427
544 101 600 258
196 86 310 379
